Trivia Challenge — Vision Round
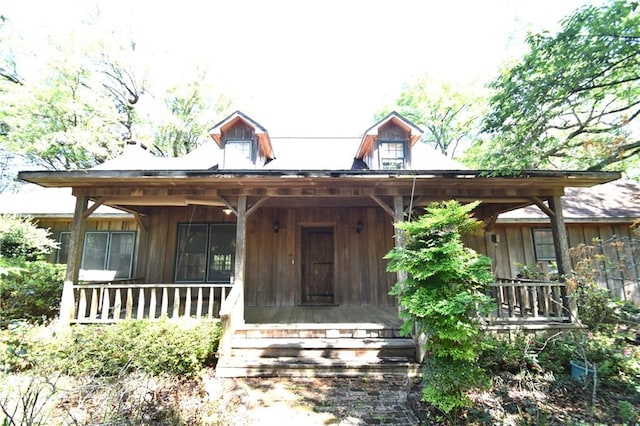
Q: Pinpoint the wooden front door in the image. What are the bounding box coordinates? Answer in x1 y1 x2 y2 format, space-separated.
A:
301 226 335 305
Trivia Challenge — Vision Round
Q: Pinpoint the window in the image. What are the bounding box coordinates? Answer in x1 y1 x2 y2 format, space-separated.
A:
174 223 236 283
57 231 135 279
224 139 254 168
379 141 406 170
532 228 555 261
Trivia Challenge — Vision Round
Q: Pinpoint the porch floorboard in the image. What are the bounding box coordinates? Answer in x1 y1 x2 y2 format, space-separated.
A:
244 306 401 327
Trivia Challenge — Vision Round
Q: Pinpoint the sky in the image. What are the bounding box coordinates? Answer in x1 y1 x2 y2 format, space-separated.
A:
4 0 602 138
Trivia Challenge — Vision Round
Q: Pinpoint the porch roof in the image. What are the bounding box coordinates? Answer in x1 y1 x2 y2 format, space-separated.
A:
18 168 620 221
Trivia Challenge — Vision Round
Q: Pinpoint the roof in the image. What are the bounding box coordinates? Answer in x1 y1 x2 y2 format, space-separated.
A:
498 179 640 223
0 185 132 217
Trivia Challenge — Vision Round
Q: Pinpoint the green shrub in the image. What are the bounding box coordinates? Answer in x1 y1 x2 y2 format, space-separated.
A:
0 215 58 261
0 259 64 326
1 319 221 377
386 200 495 413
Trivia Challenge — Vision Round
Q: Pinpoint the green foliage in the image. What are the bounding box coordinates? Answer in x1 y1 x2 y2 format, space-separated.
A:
377 74 485 158
386 200 495 413
0 319 221 377
0 259 64 326
477 0 640 172
0 215 58 261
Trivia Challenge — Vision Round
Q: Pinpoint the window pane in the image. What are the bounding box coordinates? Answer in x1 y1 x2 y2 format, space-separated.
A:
175 224 208 282
379 142 405 170
82 232 109 270
208 224 236 283
57 232 70 264
224 140 253 168
107 232 135 279
533 229 555 261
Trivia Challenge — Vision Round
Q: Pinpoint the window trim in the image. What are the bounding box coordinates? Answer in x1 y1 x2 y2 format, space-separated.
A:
532 228 556 261
174 222 237 284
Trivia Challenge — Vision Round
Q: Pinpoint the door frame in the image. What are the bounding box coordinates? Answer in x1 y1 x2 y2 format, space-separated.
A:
297 222 337 305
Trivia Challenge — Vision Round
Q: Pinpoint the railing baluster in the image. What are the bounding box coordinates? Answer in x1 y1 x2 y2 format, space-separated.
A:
173 288 180 318
77 288 87 321
161 287 169 317
125 288 133 320
101 288 111 321
185 287 192 317
137 288 145 319
196 287 203 319
207 286 214 319
149 288 157 320
113 289 122 320
89 288 98 320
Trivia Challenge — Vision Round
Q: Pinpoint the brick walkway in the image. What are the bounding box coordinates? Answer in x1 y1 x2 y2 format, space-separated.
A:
203 375 420 425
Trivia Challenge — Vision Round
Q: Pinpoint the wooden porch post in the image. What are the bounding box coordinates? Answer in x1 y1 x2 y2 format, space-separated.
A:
59 195 88 325
233 195 247 324
393 195 407 285
548 195 577 321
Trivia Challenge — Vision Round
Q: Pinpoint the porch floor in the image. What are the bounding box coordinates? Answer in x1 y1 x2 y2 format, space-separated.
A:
244 306 401 327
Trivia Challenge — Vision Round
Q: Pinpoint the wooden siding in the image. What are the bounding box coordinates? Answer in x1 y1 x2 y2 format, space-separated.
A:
139 206 397 308
467 221 640 303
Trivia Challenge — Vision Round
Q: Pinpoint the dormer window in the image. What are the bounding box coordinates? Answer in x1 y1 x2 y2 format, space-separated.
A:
209 111 275 169
224 139 254 168
379 141 406 170
355 111 423 171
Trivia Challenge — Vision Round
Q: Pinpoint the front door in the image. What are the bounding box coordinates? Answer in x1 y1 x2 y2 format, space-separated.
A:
301 226 335 305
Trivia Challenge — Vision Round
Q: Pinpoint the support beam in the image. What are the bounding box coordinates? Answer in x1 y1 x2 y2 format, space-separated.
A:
82 197 106 219
529 196 555 218
233 195 247 325
393 195 407 284
371 195 394 218
220 196 237 216
59 195 89 325
547 195 576 321
246 197 268 217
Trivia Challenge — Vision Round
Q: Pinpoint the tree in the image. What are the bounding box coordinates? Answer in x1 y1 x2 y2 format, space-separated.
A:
477 0 640 172
377 75 485 158
385 201 495 414
153 69 232 157
0 45 124 170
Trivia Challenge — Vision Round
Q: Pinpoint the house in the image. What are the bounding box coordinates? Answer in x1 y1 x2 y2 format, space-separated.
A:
17 111 620 376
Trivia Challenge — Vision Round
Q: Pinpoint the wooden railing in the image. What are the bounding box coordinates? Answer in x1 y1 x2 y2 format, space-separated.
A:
217 283 244 357
487 278 571 326
72 283 233 323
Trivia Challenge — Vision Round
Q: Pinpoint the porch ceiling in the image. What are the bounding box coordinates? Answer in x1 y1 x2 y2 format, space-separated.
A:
18 169 621 220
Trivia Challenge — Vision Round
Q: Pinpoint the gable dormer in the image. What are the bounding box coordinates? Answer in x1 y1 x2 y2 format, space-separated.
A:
355 112 423 170
209 111 275 169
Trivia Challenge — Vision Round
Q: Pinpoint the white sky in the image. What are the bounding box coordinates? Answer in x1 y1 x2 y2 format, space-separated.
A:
4 0 601 137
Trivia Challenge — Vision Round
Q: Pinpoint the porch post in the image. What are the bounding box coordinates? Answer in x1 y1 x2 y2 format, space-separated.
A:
59 195 88 325
547 195 576 321
233 195 247 324
393 195 407 285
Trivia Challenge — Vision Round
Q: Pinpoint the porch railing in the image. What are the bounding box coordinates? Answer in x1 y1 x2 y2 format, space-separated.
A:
72 283 233 323
486 278 571 326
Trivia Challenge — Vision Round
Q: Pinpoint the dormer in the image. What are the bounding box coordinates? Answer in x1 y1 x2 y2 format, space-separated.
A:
209 111 275 169
355 112 423 170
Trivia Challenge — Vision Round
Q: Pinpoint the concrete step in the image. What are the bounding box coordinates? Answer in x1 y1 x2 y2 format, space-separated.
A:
215 356 421 378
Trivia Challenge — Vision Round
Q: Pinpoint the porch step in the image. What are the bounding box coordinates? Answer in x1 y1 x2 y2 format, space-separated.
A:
215 356 421 378
216 323 419 378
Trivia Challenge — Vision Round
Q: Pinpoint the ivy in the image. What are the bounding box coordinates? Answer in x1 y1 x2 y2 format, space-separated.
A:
386 200 495 414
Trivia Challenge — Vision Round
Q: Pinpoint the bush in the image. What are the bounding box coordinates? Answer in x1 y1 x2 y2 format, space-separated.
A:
386 200 495 413
0 320 221 377
0 259 64 327
0 215 58 261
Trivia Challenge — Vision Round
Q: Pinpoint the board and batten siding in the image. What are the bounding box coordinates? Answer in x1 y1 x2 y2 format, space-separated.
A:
141 206 398 308
466 221 640 303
